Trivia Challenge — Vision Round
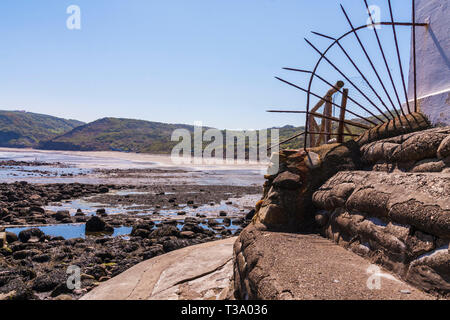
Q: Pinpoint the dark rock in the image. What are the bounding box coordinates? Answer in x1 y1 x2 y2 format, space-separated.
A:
96 208 107 216
74 209 85 216
94 238 110 244
32 271 66 293
99 187 109 193
219 211 227 217
61 217 73 224
54 210 71 221
13 249 40 260
29 206 45 214
95 251 115 261
141 245 165 260
207 219 219 227
0 278 35 300
161 220 178 226
221 229 232 236
18 228 44 243
245 209 256 221
64 238 84 246
32 254 51 263
182 223 206 234
184 217 199 224
50 283 73 298
131 228 150 238
273 171 302 190
132 222 155 232
0 247 13 256
232 217 245 225
86 216 110 233
162 238 190 252
180 231 195 238
122 242 139 253
5 231 18 243
150 225 179 238
86 265 107 280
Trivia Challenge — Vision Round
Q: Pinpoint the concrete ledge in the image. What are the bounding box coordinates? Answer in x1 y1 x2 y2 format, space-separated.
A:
234 225 435 300
313 171 450 296
81 237 236 300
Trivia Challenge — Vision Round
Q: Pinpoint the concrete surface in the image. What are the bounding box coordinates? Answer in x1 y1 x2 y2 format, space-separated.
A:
235 225 438 300
81 237 236 300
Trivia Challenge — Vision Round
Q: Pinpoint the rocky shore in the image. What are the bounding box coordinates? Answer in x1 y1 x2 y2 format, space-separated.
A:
0 168 260 300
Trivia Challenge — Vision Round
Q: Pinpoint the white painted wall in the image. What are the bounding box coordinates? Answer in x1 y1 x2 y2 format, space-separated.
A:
406 0 450 125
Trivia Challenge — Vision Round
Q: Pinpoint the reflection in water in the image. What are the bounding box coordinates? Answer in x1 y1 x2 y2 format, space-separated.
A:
0 149 265 186
5 218 240 240
6 224 132 240
44 194 260 218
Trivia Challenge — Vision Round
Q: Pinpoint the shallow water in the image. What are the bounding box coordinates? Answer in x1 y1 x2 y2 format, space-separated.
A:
0 148 265 186
0 165 91 180
6 224 133 240
5 218 240 240
45 192 260 219
45 198 135 217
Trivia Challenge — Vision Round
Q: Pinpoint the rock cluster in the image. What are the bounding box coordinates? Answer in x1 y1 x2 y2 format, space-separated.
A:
0 214 250 300
361 126 450 173
0 182 116 226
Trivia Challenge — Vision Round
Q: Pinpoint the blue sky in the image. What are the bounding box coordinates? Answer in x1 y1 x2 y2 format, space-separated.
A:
0 0 414 129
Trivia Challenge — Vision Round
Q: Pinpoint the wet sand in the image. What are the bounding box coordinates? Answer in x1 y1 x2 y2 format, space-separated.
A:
0 148 263 300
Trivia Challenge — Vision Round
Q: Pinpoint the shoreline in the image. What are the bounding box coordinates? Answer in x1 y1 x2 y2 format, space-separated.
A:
0 147 269 171
0 152 261 300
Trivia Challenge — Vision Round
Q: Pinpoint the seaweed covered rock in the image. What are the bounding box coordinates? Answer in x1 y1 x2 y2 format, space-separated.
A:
85 216 113 233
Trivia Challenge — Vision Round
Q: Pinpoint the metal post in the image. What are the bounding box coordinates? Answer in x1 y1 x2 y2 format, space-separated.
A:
337 89 349 143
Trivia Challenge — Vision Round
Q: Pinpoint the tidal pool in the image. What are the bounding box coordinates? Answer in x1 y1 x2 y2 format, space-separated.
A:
6 224 132 240
45 193 260 218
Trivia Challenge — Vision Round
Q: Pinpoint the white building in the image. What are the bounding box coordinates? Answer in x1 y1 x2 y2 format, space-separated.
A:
407 0 450 126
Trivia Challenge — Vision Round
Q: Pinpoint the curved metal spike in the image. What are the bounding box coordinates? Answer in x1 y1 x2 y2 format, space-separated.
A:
283 67 384 123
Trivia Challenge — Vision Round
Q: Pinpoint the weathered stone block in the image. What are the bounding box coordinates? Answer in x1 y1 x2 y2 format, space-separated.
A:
389 132 447 162
437 135 450 158
272 171 302 190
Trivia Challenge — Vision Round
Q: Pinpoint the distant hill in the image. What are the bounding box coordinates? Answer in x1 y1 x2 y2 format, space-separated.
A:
0 110 84 148
2 110 378 155
39 117 306 154
39 117 197 153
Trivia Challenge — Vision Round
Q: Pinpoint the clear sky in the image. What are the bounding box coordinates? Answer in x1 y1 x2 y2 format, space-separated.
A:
0 0 415 130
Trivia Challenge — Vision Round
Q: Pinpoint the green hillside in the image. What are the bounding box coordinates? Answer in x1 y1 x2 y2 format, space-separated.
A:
39 117 306 154
0 110 84 148
11 112 381 155
39 117 196 153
